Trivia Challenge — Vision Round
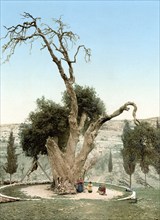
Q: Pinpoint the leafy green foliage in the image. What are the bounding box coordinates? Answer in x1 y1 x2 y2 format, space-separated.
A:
20 85 106 157
4 131 18 182
62 84 106 121
19 97 69 157
131 122 156 174
122 120 160 182
152 119 160 175
121 121 137 187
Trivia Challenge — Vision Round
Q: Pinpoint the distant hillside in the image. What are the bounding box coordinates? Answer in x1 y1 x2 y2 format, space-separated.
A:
0 117 159 187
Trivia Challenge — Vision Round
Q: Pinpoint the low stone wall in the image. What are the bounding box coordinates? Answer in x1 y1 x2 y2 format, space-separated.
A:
0 181 51 203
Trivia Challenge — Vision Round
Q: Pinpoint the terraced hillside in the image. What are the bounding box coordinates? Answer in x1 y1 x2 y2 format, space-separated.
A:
0 117 159 188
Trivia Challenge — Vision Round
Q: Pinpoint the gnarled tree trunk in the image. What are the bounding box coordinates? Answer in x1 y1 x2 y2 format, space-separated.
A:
46 101 139 194
2 13 140 194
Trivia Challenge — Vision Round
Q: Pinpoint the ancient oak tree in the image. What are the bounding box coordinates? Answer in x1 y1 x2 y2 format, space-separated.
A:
2 13 139 193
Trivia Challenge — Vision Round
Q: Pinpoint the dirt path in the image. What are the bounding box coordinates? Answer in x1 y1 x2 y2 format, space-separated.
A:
20 184 123 200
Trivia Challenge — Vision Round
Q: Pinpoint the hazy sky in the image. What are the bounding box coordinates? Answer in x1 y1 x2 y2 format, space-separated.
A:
1 0 159 124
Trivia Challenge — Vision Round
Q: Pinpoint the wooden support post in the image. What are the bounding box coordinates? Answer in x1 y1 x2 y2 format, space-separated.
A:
37 161 52 182
20 159 52 182
20 161 36 182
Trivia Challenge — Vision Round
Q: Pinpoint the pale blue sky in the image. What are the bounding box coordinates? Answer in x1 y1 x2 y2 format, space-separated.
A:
1 0 159 124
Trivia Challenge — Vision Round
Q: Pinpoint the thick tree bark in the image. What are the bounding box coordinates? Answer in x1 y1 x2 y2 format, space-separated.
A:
46 102 139 194
46 138 77 194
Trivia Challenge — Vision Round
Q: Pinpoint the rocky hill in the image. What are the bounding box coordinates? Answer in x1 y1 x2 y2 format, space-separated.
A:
0 117 159 188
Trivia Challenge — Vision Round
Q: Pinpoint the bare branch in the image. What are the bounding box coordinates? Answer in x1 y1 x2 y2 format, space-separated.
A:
2 13 40 63
2 12 91 86
100 102 140 126
85 101 140 138
70 45 91 63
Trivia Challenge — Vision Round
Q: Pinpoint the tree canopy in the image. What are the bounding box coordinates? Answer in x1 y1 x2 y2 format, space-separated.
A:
19 97 69 157
121 119 160 187
63 84 106 121
121 120 137 187
150 119 160 176
20 84 106 158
